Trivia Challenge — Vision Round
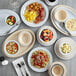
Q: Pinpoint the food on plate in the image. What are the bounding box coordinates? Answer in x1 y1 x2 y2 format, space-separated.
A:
52 64 64 76
65 19 76 31
24 10 38 22
6 41 18 54
31 50 50 68
18 31 32 46
55 9 67 22
40 29 53 42
24 2 46 24
6 16 16 25
61 43 71 54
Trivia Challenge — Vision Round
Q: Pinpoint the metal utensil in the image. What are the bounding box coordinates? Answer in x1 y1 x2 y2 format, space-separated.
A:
3 21 21 35
21 62 29 76
17 63 24 76
52 12 71 36
60 22 72 36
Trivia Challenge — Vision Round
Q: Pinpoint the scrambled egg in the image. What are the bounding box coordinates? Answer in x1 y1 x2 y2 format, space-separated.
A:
24 10 38 22
61 43 71 54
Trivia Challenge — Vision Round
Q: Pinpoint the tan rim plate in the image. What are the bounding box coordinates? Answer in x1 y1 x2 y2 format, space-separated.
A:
2 29 35 58
51 5 76 36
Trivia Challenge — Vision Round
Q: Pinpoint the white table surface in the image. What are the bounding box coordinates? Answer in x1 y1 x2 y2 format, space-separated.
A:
0 0 76 76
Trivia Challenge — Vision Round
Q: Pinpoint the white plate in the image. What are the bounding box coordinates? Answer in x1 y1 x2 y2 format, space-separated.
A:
54 37 76 60
28 47 53 72
51 5 76 36
0 9 20 36
20 0 49 27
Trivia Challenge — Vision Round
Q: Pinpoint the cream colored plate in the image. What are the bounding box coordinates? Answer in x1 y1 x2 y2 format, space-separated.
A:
2 29 35 58
51 5 76 36
54 37 76 60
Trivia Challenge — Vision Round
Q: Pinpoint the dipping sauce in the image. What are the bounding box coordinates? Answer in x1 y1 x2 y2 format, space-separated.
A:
61 43 71 54
6 41 18 54
66 19 76 31
55 10 67 22
6 16 16 25
40 29 53 42
52 64 64 76
31 50 50 68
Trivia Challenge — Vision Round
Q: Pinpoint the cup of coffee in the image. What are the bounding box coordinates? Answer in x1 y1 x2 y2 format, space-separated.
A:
54 9 67 22
44 0 58 6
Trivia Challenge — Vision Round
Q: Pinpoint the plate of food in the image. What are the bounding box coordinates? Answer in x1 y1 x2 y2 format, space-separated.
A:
54 37 76 60
51 5 76 36
2 29 35 58
20 0 49 27
0 9 20 36
37 26 57 46
28 47 53 72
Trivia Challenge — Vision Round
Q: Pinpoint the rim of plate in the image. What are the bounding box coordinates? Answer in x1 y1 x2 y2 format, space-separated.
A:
28 47 53 72
51 5 76 36
20 0 49 27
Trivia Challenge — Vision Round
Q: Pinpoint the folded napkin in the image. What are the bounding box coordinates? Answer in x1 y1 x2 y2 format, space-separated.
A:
12 57 31 76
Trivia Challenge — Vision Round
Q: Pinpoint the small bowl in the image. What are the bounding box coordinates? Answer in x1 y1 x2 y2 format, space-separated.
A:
45 0 58 6
65 19 76 32
59 42 72 56
4 40 20 57
18 31 32 46
54 9 67 22
37 26 57 46
48 62 67 76
5 15 16 26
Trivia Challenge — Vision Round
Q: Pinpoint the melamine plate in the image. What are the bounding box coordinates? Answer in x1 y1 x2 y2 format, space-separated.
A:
0 9 20 36
20 0 49 27
54 37 76 60
28 47 53 72
2 29 35 58
51 5 76 36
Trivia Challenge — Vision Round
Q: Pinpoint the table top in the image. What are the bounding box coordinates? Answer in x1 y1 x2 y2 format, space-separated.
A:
0 0 76 76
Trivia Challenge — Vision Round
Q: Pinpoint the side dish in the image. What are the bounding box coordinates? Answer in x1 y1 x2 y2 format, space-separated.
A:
40 29 53 42
31 50 50 68
61 43 71 54
6 16 16 25
6 41 19 54
24 2 46 24
65 19 76 31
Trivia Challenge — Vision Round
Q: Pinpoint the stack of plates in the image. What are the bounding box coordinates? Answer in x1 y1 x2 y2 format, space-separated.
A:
54 37 76 60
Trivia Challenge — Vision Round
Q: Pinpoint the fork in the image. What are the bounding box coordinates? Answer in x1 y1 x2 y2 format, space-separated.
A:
21 61 29 76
